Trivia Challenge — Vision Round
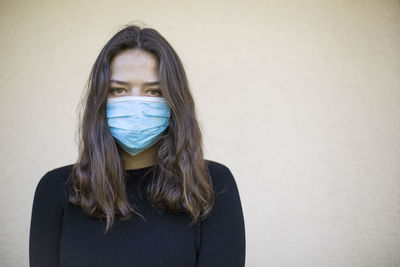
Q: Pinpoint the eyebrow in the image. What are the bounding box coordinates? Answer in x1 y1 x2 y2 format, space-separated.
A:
109 79 160 86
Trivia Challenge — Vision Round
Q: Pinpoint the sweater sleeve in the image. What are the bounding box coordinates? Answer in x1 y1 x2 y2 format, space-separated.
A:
196 163 246 267
29 170 66 267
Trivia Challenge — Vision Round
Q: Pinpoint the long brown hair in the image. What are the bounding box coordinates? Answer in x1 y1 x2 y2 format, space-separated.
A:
67 23 215 233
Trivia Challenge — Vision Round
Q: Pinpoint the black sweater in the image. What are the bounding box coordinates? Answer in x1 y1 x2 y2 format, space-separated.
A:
29 160 246 267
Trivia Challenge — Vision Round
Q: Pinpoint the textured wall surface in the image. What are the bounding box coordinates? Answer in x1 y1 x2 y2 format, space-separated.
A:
0 0 399 266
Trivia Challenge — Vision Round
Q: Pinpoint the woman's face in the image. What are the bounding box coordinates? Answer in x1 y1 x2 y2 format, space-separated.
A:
108 49 162 99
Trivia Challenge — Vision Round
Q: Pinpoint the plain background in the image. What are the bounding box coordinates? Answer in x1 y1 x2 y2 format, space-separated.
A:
1 0 399 266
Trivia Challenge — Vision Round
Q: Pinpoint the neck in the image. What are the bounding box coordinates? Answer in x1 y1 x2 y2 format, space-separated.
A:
119 144 158 170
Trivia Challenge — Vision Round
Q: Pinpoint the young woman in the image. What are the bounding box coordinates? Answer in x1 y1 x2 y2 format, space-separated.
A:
29 24 245 267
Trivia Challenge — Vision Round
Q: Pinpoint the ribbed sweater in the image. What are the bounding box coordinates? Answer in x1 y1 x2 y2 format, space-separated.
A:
29 160 246 267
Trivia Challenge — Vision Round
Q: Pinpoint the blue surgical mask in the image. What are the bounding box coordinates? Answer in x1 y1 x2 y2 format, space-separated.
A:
106 96 171 156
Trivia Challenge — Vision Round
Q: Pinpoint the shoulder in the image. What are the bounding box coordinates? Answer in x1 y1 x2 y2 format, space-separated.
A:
34 164 75 202
44 164 75 180
204 159 238 194
38 164 74 186
205 159 230 173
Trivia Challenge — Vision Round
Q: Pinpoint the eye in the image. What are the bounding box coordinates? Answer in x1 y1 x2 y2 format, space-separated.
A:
109 88 126 95
148 89 162 96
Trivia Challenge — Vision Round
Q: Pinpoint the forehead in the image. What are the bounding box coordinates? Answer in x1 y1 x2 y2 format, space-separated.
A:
110 49 159 80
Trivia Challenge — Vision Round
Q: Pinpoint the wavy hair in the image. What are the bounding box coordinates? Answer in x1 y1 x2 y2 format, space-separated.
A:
67 23 215 233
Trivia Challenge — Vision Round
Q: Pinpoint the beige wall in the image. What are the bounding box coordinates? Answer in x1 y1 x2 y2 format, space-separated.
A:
1 0 399 266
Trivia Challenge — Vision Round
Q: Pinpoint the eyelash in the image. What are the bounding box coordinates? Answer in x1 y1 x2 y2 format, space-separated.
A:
109 88 162 96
